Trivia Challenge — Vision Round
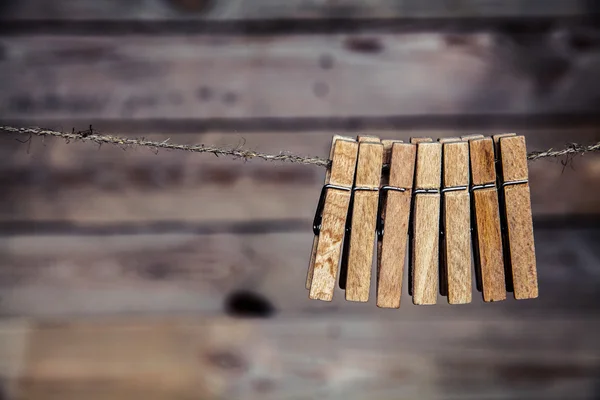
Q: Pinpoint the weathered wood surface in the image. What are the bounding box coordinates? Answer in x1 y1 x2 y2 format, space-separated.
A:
1 32 599 123
306 135 350 290
0 315 599 400
0 224 598 317
440 139 472 304
0 4 598 399
1 0 591 21
345 138 382 302
498 135 539 300
308 137 358 301
470 137 507 302
0 129 598 229
411 141 441 305
376 142 415 308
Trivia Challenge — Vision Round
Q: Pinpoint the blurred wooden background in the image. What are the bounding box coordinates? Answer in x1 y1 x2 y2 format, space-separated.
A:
1 1 600 399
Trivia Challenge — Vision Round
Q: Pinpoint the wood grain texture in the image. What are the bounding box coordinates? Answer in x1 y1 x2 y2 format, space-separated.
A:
438 136 461 298
3 0 588 21
309 138 358 301
0 232 332 317
388 143 417 189
412 142 442 189
472 188 506 302
504 184 538 299
4 315 600 400
499 135 538 300
441 140 471 304
411 194 441 305
443 191 472 304
492 133 516 146
377 142 416 308
345 139 383 302
492 133 518 293
0 227 597 317
499 136 529 182
5 32 599 121
469 137 505 301
442 141 469 188
469 138 497 185
375 140 397 289
306 135 351 289
411 141 441 305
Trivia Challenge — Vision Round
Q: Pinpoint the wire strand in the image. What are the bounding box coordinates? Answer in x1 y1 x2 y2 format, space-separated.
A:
2 125 599 168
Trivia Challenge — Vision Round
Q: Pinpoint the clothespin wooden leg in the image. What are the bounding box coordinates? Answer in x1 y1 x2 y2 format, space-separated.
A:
496 135 539 300
410 138 441 305
467 137 506 302
307 136 359 301
460 135 485 293
376 141 416 308
439 138 472 304
344 136 384 302
492 133 517 293
307 136 343 289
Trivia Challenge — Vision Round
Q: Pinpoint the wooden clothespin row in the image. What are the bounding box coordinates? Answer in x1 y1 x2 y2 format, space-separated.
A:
439 138 472 304
341 136 384 302
409 138 441 305
376 140 416 308
494 134 539 300
465 136 506 302
307 136 359 301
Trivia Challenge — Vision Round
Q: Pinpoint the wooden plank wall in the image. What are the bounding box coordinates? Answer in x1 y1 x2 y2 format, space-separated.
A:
1 1 600 399
0 0 594 21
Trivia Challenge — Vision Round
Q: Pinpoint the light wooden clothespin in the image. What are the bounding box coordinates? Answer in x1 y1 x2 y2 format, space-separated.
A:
376 140 416 308
342 136 384 302
410 138 441 305
307 135 359 301
466 136 506 302
439 138 472 304
494 134 539 300
460 134 484 294
492 133 517 294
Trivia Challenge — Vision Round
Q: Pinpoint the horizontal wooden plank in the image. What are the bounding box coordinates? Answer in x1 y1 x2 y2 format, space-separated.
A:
0 227 598 317
0 129 598 228
0 0 590 21
1 33 599 122
0 319 31 400
1 316 599 400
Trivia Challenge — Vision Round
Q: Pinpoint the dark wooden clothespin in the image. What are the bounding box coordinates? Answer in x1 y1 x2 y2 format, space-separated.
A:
439 138 472 304
467 137 506 302
376 140 416 308
307 135 359 301
343 136 384 302
410 138 441 305
494 134 539 300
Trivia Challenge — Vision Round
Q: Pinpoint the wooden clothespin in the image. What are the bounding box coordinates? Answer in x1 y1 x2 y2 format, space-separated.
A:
466 136 506 302
439 138 472 304
307 136 359 301
342 136 383 302
494 134 539 300
410 138 441 305
376 140 416 308
492 133 517 294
